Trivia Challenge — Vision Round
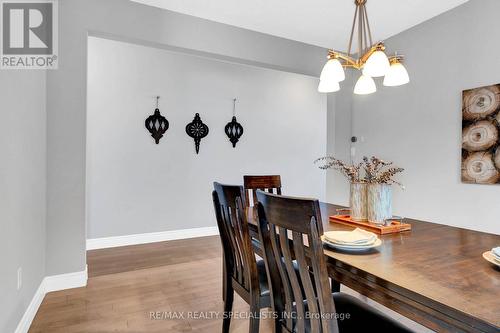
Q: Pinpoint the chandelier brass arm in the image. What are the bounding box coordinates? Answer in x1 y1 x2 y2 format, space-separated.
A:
327 42 388 70
318 0 410 94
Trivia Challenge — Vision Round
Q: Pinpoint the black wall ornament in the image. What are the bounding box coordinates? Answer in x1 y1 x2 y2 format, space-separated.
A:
224 98 244 148
145 96 169 144
185 113 209 154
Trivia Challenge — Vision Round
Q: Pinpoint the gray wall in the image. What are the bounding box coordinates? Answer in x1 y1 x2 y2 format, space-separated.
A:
47 0 326 275
329 0 500 234
0 71 46 332
86 37 326 239
326 72 355 205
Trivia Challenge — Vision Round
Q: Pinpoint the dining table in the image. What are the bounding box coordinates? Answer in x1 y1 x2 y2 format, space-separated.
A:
246 202 500 333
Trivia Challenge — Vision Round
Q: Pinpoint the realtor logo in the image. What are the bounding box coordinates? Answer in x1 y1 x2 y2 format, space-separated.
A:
1 0 58 69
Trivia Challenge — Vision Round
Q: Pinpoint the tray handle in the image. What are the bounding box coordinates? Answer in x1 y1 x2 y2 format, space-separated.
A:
336 208 351 216
384 215 404 226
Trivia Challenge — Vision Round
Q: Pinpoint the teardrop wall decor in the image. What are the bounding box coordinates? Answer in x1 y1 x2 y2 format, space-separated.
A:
185 113 209 154
145 96 169 144
225 98 244 147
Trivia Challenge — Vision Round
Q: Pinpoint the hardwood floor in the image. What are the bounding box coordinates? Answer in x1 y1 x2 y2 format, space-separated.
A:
87 236 222 277
29 236 272 333
29 236 431 332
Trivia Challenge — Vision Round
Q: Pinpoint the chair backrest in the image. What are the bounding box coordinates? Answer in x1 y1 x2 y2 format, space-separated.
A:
256 190 339 333
243 175 282 207
212 182 259 294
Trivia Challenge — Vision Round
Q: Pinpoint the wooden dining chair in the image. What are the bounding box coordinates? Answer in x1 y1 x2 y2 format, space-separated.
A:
256 190 414 333
212 182 271 333
243 175 282 207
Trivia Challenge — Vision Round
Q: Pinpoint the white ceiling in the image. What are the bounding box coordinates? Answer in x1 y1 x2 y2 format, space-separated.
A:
130 0 469 49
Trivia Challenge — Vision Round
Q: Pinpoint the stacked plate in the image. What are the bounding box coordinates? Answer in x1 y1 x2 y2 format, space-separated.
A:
321 228 382 252
492 247 500 262
482 247 500 267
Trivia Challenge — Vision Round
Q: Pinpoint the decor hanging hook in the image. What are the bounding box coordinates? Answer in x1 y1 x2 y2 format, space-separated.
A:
232 98 237 116
156 96 160 109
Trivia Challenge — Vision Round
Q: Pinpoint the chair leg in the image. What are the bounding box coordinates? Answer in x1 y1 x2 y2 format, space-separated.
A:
331 279 341 293
273 316 283 333
249 304 260 333
222 257 230 302
223 285 234 333
274 317 282 333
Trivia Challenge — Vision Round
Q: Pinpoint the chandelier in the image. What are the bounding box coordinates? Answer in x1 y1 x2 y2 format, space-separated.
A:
318 0 410 94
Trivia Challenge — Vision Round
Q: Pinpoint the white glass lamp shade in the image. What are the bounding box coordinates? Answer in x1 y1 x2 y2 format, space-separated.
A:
354 74 376 95
318 79 340 93
383 61 410 86
362 50 390 77
320 58 345 82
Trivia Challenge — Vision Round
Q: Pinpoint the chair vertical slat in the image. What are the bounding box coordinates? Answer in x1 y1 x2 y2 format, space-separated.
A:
222 207 239 281
232 209 246 286
309 218 339 333
235 197 254 290
213 191 234 278
245 189 252 207
223 206 243 285
279 228 305 333
292 231 321 333
269 225 294 330
235 210 246 288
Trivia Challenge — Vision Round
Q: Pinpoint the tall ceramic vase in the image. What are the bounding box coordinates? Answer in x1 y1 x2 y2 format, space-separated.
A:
367 183 392 224
349 182 367 221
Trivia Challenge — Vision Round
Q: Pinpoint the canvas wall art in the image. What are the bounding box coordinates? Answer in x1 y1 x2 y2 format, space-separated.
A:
461 84 500 184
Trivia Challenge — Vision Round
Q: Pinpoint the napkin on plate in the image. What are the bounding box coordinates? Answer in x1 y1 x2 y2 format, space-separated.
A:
492 247 500 260
324 228 377 245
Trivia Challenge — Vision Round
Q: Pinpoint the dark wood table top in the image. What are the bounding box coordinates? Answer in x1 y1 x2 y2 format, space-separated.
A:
248 202 500 332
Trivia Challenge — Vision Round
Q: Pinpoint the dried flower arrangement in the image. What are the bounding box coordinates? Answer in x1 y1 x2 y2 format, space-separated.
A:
362 156 404 188
315 156 363 182
315 155 404 188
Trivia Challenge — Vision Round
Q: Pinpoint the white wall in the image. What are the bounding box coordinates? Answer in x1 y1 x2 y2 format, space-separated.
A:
0 71 46 332
329 0 500 234
87 37 326 239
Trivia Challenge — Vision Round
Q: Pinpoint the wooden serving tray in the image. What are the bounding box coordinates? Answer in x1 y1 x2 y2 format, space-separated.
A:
329 215 411 234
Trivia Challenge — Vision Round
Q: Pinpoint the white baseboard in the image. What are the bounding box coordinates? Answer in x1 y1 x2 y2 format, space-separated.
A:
86 226 219 250
14 266 88 333
14 281 46 333
44 265 88 293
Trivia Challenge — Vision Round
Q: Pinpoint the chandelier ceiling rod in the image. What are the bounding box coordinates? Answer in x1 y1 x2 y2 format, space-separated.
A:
346 4 357 59
341 0 379 69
